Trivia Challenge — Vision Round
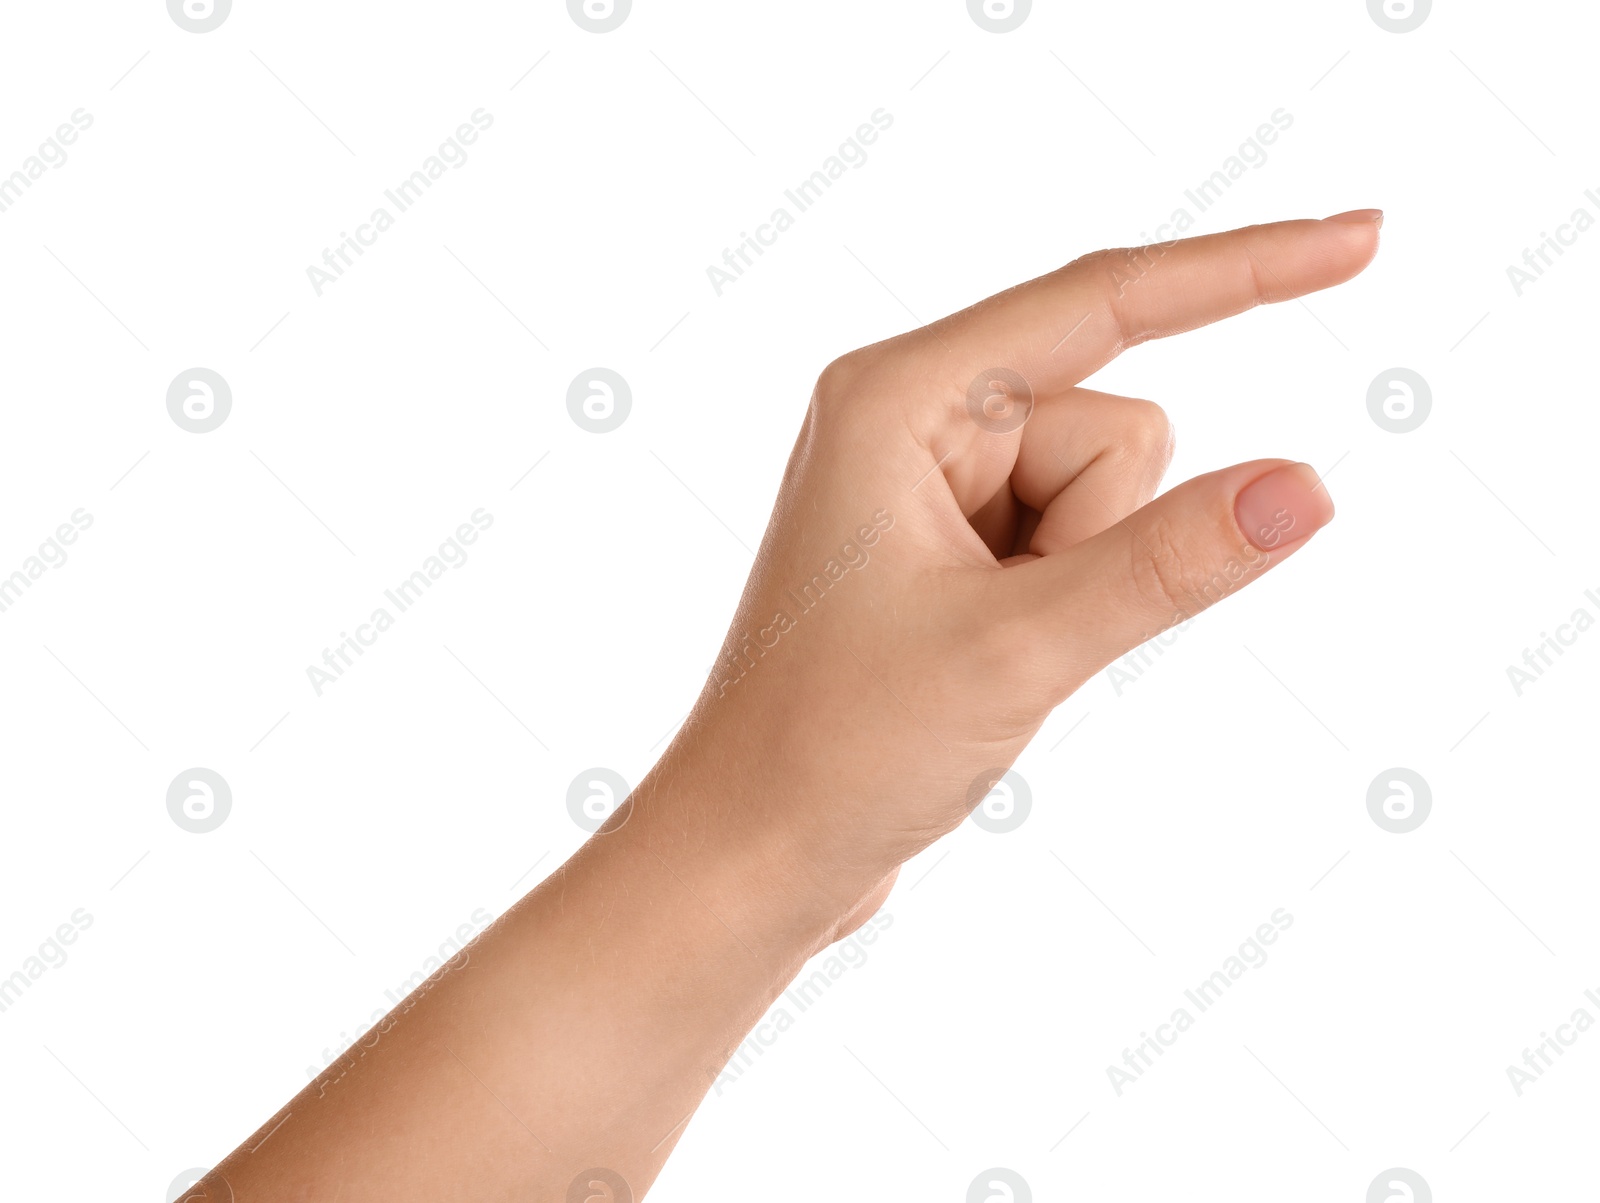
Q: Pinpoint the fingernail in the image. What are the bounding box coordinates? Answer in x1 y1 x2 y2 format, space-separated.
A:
1324 208 1384 228
1235 463 1335 552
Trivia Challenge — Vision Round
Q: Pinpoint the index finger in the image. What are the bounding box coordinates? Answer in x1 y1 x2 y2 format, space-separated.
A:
904 212 1382 417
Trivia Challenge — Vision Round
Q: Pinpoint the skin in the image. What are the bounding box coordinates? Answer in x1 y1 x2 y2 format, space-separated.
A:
191 211 1381 1202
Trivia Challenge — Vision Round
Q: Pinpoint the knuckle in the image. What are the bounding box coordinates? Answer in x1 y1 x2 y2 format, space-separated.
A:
1064 247 1130 302
813 347 892 405
807 354 862 438
1131 515 1203 617
813 351 865 405
1061 246 1151 348
1121 398 1173 451
811 346 907 438
1063 246 1120 274
810 350 874 426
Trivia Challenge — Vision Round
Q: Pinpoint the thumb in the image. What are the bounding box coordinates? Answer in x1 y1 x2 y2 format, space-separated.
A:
1014 459 1335 687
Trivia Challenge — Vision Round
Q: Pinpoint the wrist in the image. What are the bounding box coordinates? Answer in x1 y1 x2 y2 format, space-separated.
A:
613 743 899 962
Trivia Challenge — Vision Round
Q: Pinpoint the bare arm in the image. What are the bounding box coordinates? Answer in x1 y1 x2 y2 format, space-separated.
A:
193 212 1380 1203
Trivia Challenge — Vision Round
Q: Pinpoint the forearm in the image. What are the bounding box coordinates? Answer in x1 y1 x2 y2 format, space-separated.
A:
193 214 1374 1202
204 747 884 1202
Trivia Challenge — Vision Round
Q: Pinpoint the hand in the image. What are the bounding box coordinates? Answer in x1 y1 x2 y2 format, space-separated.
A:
198 212 1382 1203
662 212 1382 925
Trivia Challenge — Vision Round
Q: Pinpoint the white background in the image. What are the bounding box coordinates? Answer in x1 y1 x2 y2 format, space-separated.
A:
0 1 1594 1199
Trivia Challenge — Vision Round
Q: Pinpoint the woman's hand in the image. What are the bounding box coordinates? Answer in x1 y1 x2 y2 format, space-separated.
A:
662 212 1381 927
196 213 1380 1203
